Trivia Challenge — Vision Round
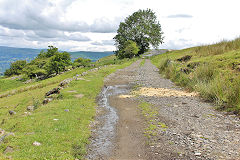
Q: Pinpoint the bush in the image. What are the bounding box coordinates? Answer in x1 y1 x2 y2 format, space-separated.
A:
4 60 27 76
116 40 140 59
73 58 91 67
46 51 71 75
23 65 47 79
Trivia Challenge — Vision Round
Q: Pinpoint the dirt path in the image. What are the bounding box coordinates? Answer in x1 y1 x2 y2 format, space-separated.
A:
87 59 240 160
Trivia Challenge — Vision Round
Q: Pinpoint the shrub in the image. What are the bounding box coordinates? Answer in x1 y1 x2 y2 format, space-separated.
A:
73 58 91 67
46 51 71 75
4 60 27 76
116 40 140 59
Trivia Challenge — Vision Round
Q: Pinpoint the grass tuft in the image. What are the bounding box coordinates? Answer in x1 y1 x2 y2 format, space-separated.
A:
151 37 240 114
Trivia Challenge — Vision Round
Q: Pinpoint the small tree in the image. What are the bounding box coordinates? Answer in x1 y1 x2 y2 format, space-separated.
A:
114 9 164 58
22 65 47 79
46 51 71 75
117 40 139 59
73 58 91 67
4 60 27 76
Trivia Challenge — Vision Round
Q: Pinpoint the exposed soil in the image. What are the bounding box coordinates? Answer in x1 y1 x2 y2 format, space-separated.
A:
87 59 240 160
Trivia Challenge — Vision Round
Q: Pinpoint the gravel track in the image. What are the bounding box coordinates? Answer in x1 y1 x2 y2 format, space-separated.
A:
88 59 240 160
135 59 240 159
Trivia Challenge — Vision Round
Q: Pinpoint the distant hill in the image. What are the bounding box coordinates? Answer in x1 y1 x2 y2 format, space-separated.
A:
0 46 114 75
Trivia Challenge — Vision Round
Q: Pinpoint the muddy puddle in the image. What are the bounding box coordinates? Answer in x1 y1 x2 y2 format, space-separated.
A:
86 85 129 159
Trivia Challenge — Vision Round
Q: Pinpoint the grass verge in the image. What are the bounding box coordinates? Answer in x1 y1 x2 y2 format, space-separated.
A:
0 58 135 159
151 38 240 114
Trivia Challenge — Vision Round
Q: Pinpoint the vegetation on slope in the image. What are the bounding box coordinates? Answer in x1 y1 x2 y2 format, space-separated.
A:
151 38 240 114
0 54 135 159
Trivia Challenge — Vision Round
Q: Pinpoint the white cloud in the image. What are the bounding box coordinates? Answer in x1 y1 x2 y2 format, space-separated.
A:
0 0 240 51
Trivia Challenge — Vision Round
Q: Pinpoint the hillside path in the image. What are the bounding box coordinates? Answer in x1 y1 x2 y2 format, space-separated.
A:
87 59 240 159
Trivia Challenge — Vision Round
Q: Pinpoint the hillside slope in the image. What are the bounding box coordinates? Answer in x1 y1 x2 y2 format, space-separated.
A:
151 38 240 113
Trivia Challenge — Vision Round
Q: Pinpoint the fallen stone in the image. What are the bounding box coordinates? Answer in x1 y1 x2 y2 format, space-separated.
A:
0 128 5 136
81 72 88 76
194 152 201 156
45 87 60 97
33 141 41 146
177 55 192 62
42 98 53 105
67 90 77 93
24 112 32 116
74 94 84 98
4 146 13 154
64 109 69 112
27 106 35 111
9 110 16 115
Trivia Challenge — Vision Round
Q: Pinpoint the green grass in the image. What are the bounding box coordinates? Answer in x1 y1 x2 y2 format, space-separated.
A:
140 59 145 66
0 79 24 92
151 38 240 114
0 57 135 159
139 102 167 138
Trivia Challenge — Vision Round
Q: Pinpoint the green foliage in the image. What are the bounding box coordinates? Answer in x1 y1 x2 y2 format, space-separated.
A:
37 46 58 58
117 40 140 59
4 60 27 76
22 65 47 79
46 51 71 75
114 9 163 57
73 58 91 67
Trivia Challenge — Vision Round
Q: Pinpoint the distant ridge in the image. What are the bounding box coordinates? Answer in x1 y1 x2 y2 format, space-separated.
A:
0 46 114 75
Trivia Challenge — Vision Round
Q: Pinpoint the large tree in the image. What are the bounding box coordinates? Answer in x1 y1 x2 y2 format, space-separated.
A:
114 9 164 58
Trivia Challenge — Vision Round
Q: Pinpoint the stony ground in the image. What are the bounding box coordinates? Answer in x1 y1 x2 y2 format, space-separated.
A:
88 59 240 159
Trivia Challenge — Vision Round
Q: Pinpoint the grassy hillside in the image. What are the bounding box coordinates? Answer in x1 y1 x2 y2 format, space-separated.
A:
0 56 135 159
151 38 240 114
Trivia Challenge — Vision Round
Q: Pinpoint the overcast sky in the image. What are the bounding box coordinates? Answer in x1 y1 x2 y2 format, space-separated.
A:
0 0 239 51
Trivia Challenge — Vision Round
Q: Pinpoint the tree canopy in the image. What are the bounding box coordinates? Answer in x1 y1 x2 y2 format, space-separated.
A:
4 46 72 78
114 9 164 58
4 60 27 76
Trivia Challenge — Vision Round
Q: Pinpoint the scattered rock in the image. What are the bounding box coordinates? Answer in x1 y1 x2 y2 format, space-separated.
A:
24 79 35 84
27 106 35 111
232 63 240 72
53 119 59 121
67 90 77 93
74 94 84 98
45 87 60 97
4 146 13 154
194 152 201 156
177 55 192 62
59 78 73 87
9 110 16 115
187 62 200 69
81 72 88 76
75 77 85 81
24 112 32 116
0 128 5 136
64 109 70 112
42 98 53 105
180 68 191 74
33 141 41 146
